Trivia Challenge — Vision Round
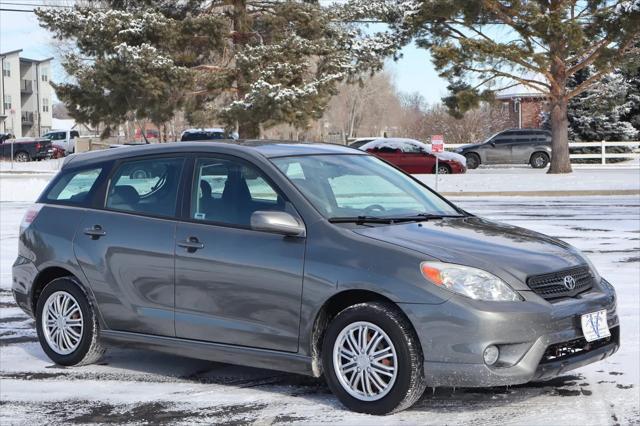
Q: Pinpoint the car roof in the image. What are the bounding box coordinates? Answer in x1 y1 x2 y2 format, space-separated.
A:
181 128 225 133
62 140 365 168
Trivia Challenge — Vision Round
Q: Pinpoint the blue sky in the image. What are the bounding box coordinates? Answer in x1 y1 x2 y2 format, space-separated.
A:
0 8 450 104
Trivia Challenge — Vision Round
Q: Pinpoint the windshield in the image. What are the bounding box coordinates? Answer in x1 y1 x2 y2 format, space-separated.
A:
271 154 461 220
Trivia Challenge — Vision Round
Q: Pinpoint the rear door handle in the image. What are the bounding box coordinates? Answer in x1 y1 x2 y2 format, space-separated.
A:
84 225 106 239
177 237 204 251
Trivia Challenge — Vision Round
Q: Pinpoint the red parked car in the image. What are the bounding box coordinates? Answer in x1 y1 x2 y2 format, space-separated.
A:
359 138 466 174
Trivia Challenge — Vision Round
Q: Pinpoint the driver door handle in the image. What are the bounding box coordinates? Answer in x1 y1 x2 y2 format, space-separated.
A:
178 237 204 251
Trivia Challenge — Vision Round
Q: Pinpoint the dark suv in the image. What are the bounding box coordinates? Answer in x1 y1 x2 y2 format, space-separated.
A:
456 129 552 169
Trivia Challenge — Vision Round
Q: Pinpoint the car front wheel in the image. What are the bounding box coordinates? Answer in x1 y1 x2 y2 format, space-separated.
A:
35 277 105 366
322 302 426 415
435 164 451 174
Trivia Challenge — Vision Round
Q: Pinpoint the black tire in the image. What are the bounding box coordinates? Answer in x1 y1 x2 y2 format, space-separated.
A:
530 152 550 168
464 153 480 169
14 151 30 162
322 302 426 415
35 277 105 366
434 164 451 174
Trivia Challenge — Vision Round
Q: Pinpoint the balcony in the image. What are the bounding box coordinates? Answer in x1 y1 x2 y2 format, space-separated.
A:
20 79 33 94
21 111 34 125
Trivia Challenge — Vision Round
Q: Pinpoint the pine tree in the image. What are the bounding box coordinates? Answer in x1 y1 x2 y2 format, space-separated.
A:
543 44 640 142
340 0 640 173
36 1 386 138
568 69 639 141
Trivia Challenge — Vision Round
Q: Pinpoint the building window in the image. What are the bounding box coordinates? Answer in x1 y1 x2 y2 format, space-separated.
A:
41 68 48 82
3 95 11 110
42 97 49 112
2 61 10 77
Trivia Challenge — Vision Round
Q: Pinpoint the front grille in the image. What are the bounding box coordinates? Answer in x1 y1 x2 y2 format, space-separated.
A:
527 265 594 300
540 326 618 364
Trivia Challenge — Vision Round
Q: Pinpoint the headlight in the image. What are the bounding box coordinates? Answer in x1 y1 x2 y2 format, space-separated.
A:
420 261 522 301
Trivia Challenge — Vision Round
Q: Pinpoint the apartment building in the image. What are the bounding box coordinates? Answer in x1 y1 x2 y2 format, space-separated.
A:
0 49 53 138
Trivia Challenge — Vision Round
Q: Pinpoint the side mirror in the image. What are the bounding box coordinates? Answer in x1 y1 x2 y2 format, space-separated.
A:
251 211 306 237
489 141 496 147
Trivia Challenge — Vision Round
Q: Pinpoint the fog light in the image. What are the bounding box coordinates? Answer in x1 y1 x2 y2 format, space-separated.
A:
483 345 499 366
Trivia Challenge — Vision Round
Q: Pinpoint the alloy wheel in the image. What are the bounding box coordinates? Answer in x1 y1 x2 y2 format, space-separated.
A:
15 152 29 162
332 321 398 401
41 291 84 355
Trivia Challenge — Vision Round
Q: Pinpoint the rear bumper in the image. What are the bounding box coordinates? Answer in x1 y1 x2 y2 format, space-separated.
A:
400 279 619 387
12 256 38 318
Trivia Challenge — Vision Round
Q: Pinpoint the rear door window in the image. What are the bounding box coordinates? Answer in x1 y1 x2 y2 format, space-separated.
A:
105 157 185 218
44 167 103 205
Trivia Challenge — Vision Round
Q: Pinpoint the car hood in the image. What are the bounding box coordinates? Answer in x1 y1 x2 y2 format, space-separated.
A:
455 143 476 151
353 216 586 290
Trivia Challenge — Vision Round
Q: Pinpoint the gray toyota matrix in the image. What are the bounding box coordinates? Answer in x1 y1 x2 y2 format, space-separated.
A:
12 141 619 414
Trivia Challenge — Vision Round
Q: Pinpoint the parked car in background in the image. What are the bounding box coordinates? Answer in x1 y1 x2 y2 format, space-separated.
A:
455 129 552 169
0 137 52 162
348 138 376 149
360 138 466 174
42 130 80 155
50 145 66 159
180 128 237 141
14 141 618 415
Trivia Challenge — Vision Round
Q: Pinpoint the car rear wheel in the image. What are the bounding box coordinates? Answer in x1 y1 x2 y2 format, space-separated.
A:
322 302 426 415
14 151 30 162
464 153 480 169
530 152 550 168
35 277 105 366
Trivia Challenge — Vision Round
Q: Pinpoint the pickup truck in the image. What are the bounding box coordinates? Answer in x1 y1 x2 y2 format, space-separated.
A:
42 129 80 154
0 136 52 162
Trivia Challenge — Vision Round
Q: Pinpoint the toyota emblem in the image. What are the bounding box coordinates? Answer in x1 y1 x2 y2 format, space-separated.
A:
563 275 576 290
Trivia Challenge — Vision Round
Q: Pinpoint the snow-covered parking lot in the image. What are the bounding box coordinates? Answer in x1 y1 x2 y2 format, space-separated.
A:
1 195 638 425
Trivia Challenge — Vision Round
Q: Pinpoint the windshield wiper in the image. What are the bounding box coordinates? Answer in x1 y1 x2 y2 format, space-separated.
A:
328 216 396 224
328 214 454 224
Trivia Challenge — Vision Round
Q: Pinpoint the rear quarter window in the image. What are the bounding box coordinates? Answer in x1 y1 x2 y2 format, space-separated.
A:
43 167 103 205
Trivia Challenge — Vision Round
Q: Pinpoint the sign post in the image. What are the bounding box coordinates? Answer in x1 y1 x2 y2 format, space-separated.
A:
431 135 444 191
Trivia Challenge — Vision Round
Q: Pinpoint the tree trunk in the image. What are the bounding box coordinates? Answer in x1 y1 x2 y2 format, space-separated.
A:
547 29 572 174
232 0 261 139
238 121 260 139
548 96 572 173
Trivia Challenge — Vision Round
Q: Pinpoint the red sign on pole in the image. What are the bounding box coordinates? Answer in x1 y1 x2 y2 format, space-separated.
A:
431 135 444 152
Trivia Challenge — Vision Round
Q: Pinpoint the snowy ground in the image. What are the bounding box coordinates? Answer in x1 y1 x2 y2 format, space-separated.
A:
1 196 638 425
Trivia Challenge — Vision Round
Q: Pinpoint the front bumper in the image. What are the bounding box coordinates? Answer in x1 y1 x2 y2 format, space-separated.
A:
400 279 619 387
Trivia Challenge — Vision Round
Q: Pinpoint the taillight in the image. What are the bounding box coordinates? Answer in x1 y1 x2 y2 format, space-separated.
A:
20 204 44 234
35 142 41 150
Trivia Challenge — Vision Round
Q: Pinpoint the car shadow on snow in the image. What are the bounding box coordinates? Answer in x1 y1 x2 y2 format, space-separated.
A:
407 374 593 414
10 334 635 413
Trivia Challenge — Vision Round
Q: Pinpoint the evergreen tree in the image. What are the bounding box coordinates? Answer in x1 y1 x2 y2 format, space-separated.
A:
568 69 639 141
340 0 640 173
37 1 385 138
543 44 639 141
